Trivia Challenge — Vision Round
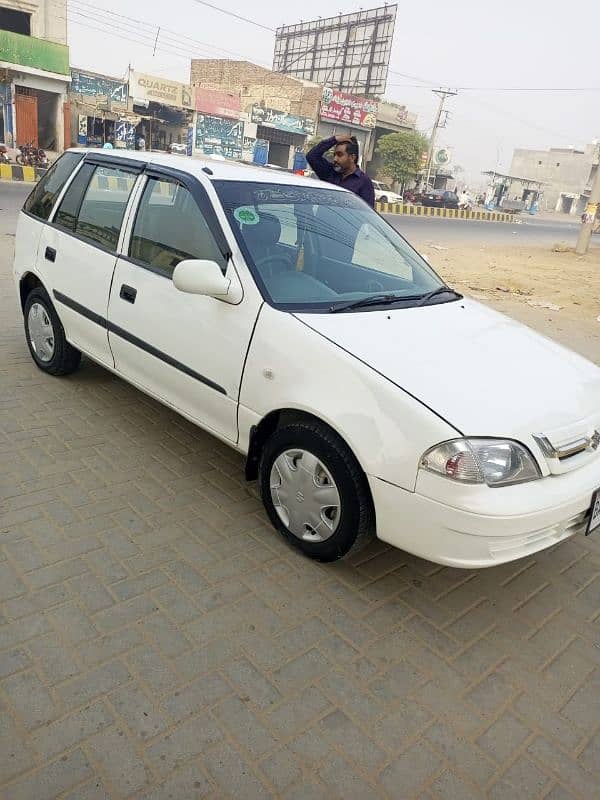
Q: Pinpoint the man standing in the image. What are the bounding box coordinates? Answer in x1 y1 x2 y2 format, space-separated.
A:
307 135 375 208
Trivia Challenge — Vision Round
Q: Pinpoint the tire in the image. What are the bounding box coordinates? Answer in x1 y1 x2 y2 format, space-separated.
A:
16 154 25 166
259 421 374 562
24 287 81 376
380 196 388 204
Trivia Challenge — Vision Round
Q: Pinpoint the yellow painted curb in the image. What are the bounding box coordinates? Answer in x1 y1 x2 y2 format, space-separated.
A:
376 202 513 223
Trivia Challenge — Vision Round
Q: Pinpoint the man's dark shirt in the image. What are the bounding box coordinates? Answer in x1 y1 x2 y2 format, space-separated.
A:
306 136 375 208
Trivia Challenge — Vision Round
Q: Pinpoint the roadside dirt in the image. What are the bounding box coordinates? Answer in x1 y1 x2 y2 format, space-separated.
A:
419 242 600 364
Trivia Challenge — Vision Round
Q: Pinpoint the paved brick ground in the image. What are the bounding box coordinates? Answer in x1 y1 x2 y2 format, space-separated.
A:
1 231 599 799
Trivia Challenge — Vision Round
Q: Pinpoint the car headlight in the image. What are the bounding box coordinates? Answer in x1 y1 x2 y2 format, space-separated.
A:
420 438 541 487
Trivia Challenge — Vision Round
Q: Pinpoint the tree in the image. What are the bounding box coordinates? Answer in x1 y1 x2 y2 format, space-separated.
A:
304 136 321 154
375 131 429 191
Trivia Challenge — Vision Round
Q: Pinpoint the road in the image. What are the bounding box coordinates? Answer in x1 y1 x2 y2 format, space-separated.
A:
385 211 592 247
1 180 599 799
1 180 593 247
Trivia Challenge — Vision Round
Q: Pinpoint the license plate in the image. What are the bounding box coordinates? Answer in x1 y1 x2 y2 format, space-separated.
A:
586 489 600 535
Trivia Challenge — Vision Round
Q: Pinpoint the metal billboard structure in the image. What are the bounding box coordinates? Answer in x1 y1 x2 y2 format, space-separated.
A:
273 5 397 98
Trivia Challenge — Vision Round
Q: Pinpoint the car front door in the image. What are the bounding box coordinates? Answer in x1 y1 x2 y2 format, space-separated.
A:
107 168 261 442
37 157 141 367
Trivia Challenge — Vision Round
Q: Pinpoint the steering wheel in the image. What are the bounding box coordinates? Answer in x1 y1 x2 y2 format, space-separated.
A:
255 254 292 279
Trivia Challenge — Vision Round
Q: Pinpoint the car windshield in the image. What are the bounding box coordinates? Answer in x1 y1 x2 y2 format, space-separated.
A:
214 180 447 312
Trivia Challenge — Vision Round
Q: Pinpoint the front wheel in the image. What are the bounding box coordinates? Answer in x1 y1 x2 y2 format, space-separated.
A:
259 421 374 562
380 196 388 204
16 154 25 166
24 287 81 375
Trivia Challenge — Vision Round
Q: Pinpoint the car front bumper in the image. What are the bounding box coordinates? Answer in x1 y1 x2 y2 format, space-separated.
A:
369 464 600 568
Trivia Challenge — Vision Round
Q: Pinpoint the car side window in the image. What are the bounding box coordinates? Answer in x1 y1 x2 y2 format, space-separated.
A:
74 166 137 251
53 163 96 232
23 152 84 221
129 177 225 277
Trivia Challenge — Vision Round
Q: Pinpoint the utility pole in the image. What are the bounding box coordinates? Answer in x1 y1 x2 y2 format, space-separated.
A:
576 149 600 254
425 88 457 190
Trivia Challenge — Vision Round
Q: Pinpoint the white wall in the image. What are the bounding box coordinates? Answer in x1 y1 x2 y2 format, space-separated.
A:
1 0 68 45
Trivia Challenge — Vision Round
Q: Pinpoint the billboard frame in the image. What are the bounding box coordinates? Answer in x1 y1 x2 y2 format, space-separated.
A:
273 5 397 98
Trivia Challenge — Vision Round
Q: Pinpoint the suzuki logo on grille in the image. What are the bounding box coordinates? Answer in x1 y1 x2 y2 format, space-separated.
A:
296 491 305 503
591 430 600 451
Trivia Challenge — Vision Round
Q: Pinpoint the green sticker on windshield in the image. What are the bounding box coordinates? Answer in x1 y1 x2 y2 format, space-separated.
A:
234 206 259 225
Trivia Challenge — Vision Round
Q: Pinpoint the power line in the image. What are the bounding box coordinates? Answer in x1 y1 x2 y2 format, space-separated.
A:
187 0 275 33
69 1 270 65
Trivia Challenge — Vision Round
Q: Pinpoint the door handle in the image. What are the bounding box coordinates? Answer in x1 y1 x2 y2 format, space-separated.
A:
119 284 137 304
45 247 56 263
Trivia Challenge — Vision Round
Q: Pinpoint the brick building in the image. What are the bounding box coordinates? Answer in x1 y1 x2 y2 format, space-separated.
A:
191 59 321 169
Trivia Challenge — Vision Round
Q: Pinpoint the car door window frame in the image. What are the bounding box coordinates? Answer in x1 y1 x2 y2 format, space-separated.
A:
47 157 143 255
120 164 232 280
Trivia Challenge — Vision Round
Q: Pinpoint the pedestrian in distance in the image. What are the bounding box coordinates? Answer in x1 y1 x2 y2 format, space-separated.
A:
307 134 375 208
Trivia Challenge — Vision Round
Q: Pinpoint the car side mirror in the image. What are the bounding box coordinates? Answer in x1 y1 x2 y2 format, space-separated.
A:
172 259 242 303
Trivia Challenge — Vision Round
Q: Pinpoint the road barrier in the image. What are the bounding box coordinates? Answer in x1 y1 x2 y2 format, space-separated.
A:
0 163 47 183
376 201 514 223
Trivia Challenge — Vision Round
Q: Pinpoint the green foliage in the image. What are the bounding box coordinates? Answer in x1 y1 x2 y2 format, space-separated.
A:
376 131 429 185
304 136 322 154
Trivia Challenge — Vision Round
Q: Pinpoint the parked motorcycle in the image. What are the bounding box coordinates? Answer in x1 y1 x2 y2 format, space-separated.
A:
0 144 10 164
16 143 49 169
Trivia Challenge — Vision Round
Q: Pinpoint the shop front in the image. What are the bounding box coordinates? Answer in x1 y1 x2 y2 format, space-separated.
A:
130 71 194 152
68 69 132 149
318 88 378 168
250 105 315 169
1 30 70 152
193 88 242 159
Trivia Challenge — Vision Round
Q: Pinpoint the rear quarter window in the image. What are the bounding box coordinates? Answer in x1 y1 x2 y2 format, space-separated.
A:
23 152 84 221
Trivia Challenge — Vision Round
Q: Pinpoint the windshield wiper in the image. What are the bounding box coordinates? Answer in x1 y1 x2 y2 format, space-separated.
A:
415 286 463 306
329 294 405 313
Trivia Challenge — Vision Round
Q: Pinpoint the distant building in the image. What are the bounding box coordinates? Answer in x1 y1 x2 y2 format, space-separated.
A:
0 0 70 151
190 59 320 170
509 144 599 214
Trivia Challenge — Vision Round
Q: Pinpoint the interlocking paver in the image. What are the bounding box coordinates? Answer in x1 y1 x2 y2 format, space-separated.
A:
2 222 600 798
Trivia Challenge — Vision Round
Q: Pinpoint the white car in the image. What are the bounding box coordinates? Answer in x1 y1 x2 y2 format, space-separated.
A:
373 180 403 204
14 150 600 567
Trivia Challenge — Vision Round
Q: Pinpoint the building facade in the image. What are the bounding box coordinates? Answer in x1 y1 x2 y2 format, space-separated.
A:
190 59 321 169
509 144 599 214
0 0 70 151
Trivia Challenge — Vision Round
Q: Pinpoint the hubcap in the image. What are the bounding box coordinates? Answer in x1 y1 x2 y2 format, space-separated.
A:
28 303 55 362
270 449 341 542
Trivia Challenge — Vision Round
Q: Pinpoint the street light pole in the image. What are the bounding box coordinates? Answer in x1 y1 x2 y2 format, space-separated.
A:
425 88 457 190
576 154 600 254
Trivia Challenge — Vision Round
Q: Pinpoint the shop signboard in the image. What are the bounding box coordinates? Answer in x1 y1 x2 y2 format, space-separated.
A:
115 119 136 150
250 105 315 137
0 30 69 75
130 72 193 109
195 114 242 159
77 114 88 146
195 88 240 118
70 70 128 104
320 88 378 129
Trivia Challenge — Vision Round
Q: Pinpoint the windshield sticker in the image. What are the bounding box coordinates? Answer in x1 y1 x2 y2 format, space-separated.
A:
234 206 259 225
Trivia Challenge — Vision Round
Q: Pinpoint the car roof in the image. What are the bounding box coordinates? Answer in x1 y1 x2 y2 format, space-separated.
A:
66 148 341 191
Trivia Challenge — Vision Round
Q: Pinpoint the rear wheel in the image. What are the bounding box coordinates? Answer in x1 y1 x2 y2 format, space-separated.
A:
24 287 81 375
259 421 374 562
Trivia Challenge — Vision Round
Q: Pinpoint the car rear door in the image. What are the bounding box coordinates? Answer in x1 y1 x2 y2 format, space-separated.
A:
107 167 261 442
37 156 142 367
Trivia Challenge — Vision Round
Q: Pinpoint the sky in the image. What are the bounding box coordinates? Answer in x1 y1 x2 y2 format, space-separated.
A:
66 0 600 188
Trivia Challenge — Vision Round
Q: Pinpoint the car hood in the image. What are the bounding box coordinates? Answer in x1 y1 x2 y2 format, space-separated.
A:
297 298 600 442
